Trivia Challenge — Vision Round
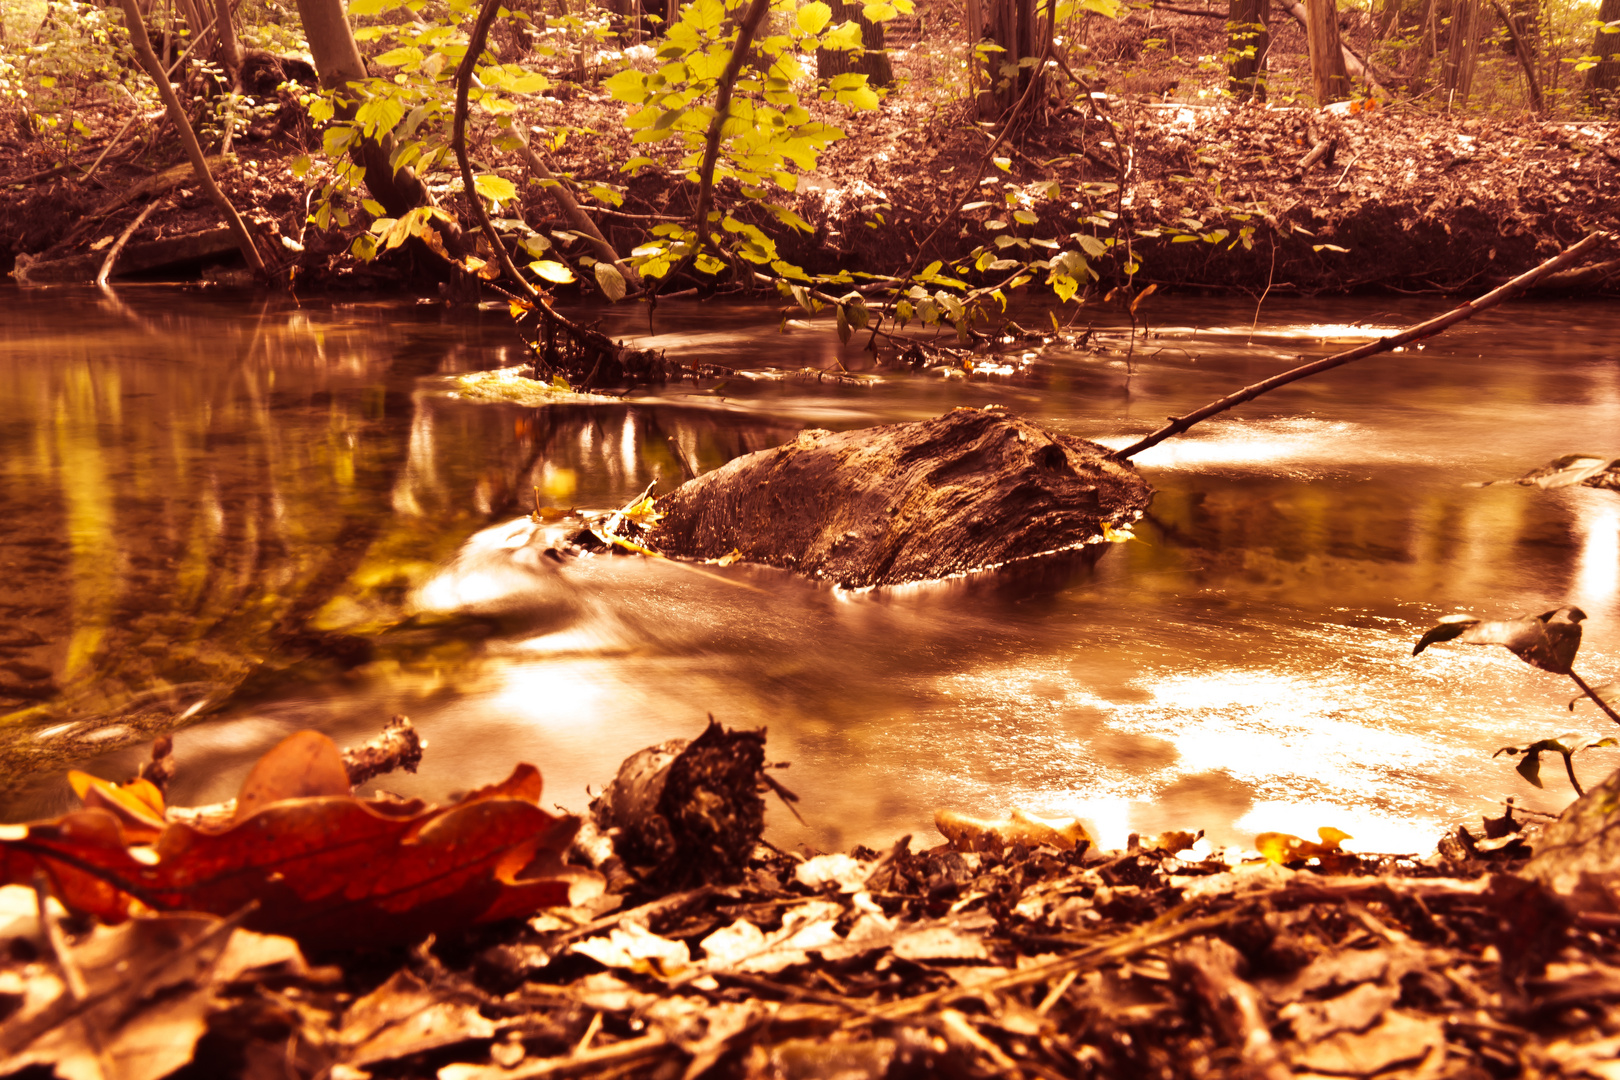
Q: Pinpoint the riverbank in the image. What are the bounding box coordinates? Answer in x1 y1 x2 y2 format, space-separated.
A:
3 7 1617 298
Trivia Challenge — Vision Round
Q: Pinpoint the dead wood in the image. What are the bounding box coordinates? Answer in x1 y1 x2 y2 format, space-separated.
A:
648 408 1152 588
15 226 241 285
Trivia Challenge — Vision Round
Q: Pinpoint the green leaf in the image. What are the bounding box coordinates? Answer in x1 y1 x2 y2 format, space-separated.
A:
595 262 628 302
355 96 405 139
797 1 833 34
529 259 576 283
993 156 1012 171
1077 235 1109 258
835 304 852 344
1313 243 1350 253
475 174 518 206
373 46 423 68
862 1 898 19
604 68 648 104
347 0 397 14
1013 209 1039 225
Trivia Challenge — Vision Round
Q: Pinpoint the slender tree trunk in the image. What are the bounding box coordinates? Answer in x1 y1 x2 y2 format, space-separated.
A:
1486 0 1544 111
291 0 430 219
1227 0 1270 100
1441 0 1479 102
977 0 1041 116
115 0 265 276
1586 0 1620 101
1304 0 1350 102
815 0 894 87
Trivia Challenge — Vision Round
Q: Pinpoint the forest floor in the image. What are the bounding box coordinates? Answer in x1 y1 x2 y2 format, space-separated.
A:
3 720 1620 1080
2 3 1618 298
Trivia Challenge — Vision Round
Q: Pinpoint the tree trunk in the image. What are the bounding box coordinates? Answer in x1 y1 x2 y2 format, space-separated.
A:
815 0 894 87
1586 0 1620 101
291 0 431 219
1304 0 1350 102
976 0 1040 117
1486 0 1544 111
1441 0 1480 103
1227 0 1270 101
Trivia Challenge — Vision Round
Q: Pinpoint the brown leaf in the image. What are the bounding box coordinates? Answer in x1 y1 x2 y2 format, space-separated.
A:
235 729 352 820
1 732 597 948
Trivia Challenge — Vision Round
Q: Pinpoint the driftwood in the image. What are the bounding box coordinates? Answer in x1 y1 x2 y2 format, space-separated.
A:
648 407 1151 588
14 227 241 285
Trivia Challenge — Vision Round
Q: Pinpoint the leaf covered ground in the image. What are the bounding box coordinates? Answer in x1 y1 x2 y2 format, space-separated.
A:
3 719 1620 1080
2 3 1616 297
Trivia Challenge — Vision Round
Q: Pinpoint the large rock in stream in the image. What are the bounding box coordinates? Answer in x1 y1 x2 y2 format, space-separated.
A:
647 407 1152 588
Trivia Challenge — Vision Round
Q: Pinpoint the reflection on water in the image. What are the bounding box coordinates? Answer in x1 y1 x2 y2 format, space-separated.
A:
2 286 1618 859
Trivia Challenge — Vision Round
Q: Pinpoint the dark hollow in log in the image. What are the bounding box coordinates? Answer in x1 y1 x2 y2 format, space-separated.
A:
647 407 1153 589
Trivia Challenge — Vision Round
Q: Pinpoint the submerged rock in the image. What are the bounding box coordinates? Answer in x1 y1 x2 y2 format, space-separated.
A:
647 407 1152 588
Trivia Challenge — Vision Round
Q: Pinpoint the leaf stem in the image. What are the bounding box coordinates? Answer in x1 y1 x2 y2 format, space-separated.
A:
1570 669 1620 727
1560 749 1586 796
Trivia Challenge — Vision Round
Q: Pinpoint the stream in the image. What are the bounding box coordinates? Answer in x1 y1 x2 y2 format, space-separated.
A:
2 285 1617 857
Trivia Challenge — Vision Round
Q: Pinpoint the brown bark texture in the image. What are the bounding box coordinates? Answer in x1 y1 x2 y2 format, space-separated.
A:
291 0 430 219
1304 0 1350 102
1586 0 1620 99
815 0 895 87
647 408 1152 588
1227 0 1271 100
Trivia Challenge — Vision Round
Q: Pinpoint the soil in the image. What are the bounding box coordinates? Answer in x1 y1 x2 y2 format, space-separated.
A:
2 1 1617 298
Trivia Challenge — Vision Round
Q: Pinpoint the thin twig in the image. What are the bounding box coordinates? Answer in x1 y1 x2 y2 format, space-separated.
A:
95 200 164 287
1570 670 1620 727
1112 230 1612 461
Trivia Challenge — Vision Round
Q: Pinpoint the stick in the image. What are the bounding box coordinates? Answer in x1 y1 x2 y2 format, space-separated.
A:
95 200 163 287
516 140 639 290
451 0 621 369
1112 230 1612 461
689 0 773 262
115 0 264 277
1570 670 1620 727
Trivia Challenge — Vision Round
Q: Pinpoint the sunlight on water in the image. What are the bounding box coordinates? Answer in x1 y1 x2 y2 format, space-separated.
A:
4 289 1619 861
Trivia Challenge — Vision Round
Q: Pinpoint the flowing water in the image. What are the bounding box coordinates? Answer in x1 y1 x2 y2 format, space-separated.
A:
2 285 1617 857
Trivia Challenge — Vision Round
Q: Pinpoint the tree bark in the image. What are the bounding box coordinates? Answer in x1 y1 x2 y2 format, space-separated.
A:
1586 0 1620 100
1304 0 1350 103
1227 0 1270 101
291 0 430 219
815 0 894 87
115 0 265 277
1441 0 1480 102
1486 0 1545 111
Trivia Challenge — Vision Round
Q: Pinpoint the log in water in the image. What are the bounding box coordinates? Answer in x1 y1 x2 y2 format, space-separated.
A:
648 407 1153 588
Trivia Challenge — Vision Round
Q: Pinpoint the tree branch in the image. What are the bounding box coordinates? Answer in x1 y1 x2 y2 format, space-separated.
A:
1112 231 1613 461
116 0 265 277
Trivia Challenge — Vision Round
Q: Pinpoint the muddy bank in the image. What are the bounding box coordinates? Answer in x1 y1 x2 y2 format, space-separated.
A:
646 408 1151 588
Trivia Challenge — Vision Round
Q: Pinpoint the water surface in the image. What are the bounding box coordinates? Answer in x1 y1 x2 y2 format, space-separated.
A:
2 285 1616 856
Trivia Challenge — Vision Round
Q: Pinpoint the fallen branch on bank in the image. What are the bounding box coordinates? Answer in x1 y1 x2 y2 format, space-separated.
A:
1112 229 1614 461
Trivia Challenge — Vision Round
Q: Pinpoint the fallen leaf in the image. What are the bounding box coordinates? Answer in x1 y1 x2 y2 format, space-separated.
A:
573 922 694 978
340 969 497 1067
1293 1009 1443 1075
1256 826 1353 866
795 853 876 892
0 731 597 948
700 901 843 974
935 808 1091 852
1413 606 1586 675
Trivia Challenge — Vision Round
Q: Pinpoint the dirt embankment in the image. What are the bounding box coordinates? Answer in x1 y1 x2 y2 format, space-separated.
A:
2 8 1616 295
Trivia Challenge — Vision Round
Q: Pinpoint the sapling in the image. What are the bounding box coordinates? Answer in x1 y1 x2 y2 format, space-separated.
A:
1412 605 1620 794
